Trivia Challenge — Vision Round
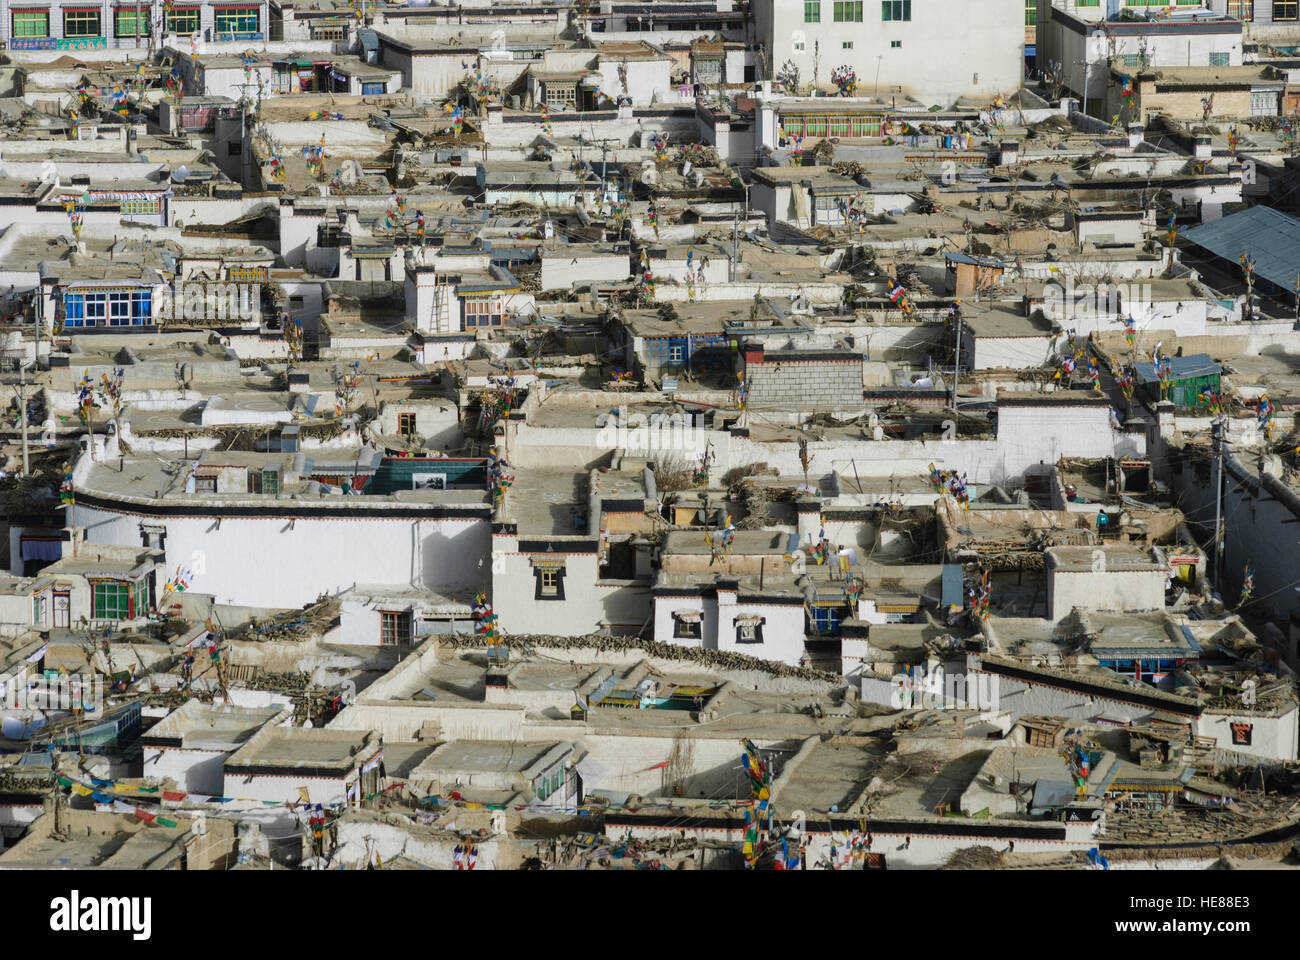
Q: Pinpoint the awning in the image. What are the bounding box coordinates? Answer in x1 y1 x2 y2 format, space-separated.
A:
673 611 702 623
574 754 609 788
735 616 763 626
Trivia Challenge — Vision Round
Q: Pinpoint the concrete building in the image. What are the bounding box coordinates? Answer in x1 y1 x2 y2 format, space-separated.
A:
141 701 286 795
752 0 1024 106
1036 4 1246 116
1044 544 1171 621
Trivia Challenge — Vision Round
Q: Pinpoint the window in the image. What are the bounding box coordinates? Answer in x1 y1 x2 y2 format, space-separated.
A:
214 7 260 34
318 223 343 248
121 198 162 216
1231 722 1252 745
361 82 386 95
835 1 864 21
881 0 910 21
463 298 502 328
1275 0 1298 20
92 581 131 621
1227 0 1254 19
32 594 46 626
109 291 132 326
793 40 806 52
248 469 280 494
693 57 722 84
63 8 101 36
227 266 268 283
533 564 566 600
311 20 345 40
1119 54 1142 67
1251 89 1278 115
166 7 200 33
1209 52 1230 67
805 0 820 20
890 40 901 47
61 290 150 327
672 614 702 639
398 412 417 436
1025 0 1036 26
115 8 145 36
134 578 150 618
842 41 854 49
544 82 577 107
668 344 685 363
735 618 764 644
379 611 411 645
194 474 217 493
12 11 49 37
809 604 846 635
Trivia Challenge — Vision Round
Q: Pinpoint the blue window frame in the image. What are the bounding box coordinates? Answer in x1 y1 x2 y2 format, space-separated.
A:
361 82 385 95
61 289 152 327
809 604 846 635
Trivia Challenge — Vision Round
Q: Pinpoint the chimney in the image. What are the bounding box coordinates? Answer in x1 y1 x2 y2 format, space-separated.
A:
999 141 1019 166
1127 124 1143 149
1193 135 1212 159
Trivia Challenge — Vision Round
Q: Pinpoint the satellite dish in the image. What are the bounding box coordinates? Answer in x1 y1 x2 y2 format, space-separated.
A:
173 165 190 182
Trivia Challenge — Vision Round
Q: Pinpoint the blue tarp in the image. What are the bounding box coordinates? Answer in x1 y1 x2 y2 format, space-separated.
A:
20 539 61 562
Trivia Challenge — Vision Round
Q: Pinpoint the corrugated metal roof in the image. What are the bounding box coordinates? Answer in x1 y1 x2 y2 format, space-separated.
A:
1183 205 1300 290
1132 353 1221 383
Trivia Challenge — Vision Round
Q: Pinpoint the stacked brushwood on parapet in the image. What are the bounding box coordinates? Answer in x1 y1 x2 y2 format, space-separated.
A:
439 632 840 683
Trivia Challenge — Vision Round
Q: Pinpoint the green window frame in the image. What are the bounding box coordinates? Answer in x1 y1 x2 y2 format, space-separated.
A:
115 8 146 36
881 0 910 20
92 581 131 621
214 8 260 34
64 9 102 37
1026 0 1036 25
835 1 863 21
805 0 820 21
12 10 49 37
166 8 200 33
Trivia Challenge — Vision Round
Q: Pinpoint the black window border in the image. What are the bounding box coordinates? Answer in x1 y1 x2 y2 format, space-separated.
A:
735 616 765 644
534 565 566 601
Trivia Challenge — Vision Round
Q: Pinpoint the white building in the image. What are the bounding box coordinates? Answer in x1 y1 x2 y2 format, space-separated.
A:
752 0 1024 106
141 701 286 795
1035 2 1244 115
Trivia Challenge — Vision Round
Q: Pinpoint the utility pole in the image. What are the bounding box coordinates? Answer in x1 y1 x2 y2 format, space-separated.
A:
1211 418 1224 593
730 214 738 282
951 306 962 413
7 367 34 476
1075 59 1092 119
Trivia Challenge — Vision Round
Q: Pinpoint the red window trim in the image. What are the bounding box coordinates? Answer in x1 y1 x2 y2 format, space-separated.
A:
63 6 105 10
